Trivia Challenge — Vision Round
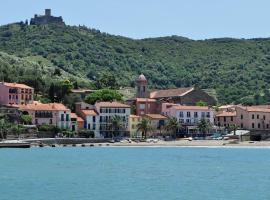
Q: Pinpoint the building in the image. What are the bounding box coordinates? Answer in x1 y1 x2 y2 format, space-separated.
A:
130 74 217 116
162 103 214 136
30 9 65 25
129 115 142 138
75 101 131 138
96 102 131 138
19 102 71 130
145 114 167 137
71 113 84 132
135 98 157 116
0 82 34 105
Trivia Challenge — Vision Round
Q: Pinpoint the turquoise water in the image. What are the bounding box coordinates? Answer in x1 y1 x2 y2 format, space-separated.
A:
1 147 270 200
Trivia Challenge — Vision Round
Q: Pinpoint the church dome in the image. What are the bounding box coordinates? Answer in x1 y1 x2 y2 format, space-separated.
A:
137 74 147 82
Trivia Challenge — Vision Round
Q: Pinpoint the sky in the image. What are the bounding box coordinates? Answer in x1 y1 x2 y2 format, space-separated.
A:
1 0 270 40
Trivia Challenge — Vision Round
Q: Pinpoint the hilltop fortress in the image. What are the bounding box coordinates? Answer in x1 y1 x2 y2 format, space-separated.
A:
30 9 65 25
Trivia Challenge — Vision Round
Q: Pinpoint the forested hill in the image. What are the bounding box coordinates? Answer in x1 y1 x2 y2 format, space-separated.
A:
1 22 270 104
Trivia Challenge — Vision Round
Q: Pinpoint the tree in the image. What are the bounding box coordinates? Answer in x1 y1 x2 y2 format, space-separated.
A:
85 89 123 105
137 118 153 139
197 119 212 137
165 117 181 139
0 119 9 139
48 80 74 102
229 124 238 135
110 115 124 138
21 115 32 125
95 73 119 90
196 101 208 107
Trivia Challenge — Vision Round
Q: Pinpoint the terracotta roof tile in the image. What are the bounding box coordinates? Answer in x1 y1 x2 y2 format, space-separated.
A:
19 103 70 111
145 114 167 120
150 87 194 99
2 82 33 89
216 111 237 117
136 98 156 102
96 101 130 108
172 105 211 111
81 109 98 116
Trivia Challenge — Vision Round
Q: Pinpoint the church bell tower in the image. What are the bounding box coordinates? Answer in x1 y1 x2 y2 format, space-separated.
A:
136 74 148 98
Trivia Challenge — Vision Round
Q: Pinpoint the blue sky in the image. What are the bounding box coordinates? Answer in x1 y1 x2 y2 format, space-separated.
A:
1 0 270 39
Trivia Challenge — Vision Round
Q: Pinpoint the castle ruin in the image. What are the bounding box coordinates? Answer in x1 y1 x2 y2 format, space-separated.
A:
30 9 65 25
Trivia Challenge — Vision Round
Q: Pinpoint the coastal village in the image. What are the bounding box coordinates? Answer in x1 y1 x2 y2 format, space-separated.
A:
1 73 270 143
1 9 270 146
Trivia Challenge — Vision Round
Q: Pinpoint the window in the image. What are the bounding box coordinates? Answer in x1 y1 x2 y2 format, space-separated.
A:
139 104 145 109
252 114 254 119
224 117 226 122
21 94 24 99
267 124 269 129
61 114 64 121
50 119 53 124
187 112 191 118
93 124 96 130
88 124 90 129
186 119 190 123
93 116 96 123
194 112 198 118
241 115 243 119
9 95 11 100
179 112 184 118
241 123 243 128
217 117 220 122
201 112 205 118
35 119 38 124
252 123 254 129
206 112 210 118
231 116 233 121
257 115 259 119
258 123 261 129
263 115 266 120
66 114 70 121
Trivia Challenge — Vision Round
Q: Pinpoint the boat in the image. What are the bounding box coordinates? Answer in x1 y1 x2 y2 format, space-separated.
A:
0 140 31 148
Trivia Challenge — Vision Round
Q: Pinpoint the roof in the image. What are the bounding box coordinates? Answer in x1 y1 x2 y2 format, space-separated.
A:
71 113 84 122
81 109 98 116
216 111 237 117
136 98 156 102
129 115 141 118
172 105 211 111
2 82 33 89
145 114 167 120
137 74 147 82
19 103 70 111
237 106 270 113
95 102 130 108
150 87 194 99
71 89 96 93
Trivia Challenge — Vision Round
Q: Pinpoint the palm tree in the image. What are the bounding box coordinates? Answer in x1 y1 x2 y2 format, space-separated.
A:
165 117 181 139
0 118 9 140
136 118 153 139
229 124 238 135
110 115 124 138
197 119 212 138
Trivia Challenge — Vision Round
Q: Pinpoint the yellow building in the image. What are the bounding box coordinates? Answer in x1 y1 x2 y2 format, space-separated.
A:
129 115 142 138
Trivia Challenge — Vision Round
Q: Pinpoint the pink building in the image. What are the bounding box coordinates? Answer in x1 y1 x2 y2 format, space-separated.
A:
0 82 34 105
19 102 71 130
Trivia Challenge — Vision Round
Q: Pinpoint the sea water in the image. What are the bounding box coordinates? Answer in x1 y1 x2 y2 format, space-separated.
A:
0 147 270 200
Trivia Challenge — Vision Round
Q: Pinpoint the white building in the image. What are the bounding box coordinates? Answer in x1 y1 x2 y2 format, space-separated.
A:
75 102 131 138
162 103 214 136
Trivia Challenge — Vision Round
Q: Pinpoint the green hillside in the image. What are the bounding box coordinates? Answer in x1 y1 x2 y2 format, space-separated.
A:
1 22 270 104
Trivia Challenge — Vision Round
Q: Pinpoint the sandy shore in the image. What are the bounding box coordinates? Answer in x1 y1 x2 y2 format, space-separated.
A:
107 140 270 148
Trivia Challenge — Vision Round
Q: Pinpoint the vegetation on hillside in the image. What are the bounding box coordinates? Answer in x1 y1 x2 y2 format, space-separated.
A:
1 22 270 104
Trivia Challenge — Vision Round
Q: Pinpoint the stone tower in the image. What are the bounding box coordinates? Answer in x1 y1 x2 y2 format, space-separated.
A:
45 9 51 16
136 74 148 98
